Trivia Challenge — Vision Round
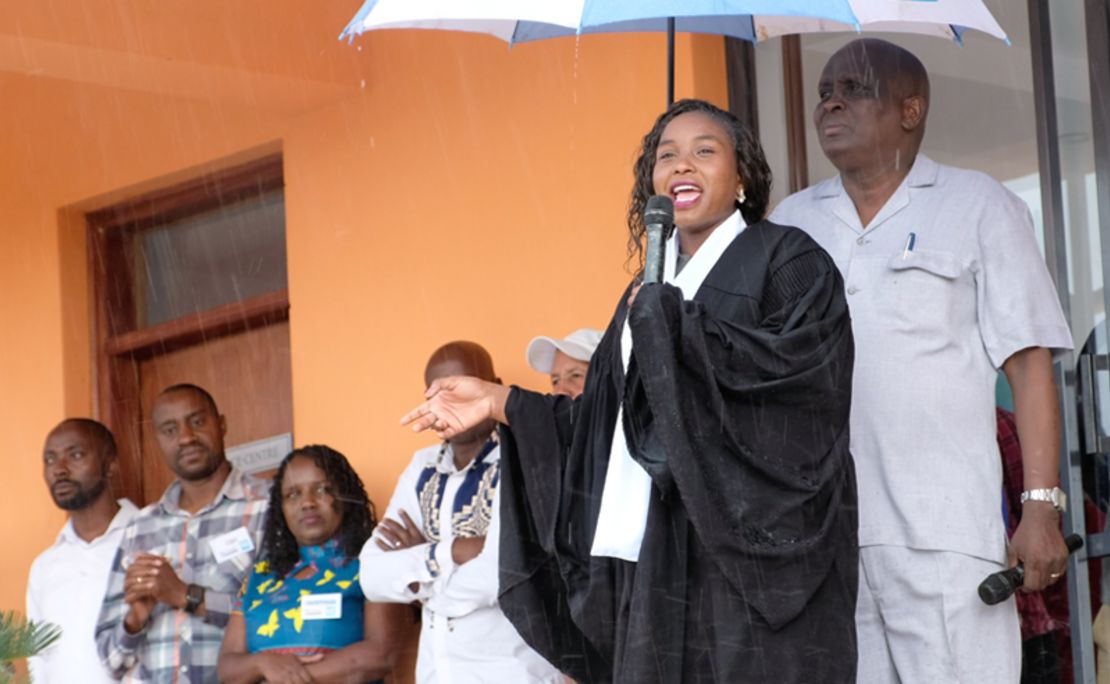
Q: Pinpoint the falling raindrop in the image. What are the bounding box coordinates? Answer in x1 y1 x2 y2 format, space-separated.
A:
572 34 581 105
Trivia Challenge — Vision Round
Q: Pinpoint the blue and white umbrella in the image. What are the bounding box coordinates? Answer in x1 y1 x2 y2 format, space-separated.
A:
340 0 1008 104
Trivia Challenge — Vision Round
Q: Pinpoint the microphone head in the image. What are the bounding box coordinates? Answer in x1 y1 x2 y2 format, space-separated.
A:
978 568 1022 606
644 195 674 226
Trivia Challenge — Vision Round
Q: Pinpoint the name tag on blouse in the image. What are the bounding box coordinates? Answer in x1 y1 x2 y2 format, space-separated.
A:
301 593 342 620
209 527 255 564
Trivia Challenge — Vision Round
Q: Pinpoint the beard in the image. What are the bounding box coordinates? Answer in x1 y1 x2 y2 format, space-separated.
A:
173 446 227 482
52 476 109 511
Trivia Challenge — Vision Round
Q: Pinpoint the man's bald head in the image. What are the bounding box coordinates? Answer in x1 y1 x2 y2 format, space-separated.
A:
424 341 499 388
829 39 929 105
49 418 118 459
815 38 930 174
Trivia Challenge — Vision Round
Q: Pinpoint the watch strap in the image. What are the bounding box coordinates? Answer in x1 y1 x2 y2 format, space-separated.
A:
1020 487 1067 512
184 583 205 614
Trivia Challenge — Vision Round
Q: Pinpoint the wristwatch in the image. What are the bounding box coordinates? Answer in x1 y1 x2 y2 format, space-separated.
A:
183 584 206 614
1020 487 1067 513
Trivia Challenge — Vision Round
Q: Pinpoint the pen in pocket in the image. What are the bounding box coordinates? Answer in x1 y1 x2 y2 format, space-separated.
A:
902 232 916 260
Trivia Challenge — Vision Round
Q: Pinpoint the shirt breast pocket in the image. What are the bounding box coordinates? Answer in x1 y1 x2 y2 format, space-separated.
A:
877 249 968 333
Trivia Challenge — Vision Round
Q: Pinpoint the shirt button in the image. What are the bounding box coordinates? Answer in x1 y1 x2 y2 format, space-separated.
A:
856 236 866 245
179 665 188 674
847 286 859 295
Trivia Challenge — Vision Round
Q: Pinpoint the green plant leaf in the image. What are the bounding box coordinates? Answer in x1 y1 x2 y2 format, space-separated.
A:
0 611 62 665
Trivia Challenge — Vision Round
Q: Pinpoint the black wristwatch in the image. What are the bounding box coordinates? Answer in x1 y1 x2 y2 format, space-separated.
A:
184 584 205 614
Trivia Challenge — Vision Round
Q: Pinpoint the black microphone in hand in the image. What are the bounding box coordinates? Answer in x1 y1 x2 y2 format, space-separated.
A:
978 533 1084 605
642 195 674 285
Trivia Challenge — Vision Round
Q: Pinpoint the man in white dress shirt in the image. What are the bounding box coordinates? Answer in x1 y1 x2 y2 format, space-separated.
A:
360 341 562 684
772 38 1074 683
26 419 138 683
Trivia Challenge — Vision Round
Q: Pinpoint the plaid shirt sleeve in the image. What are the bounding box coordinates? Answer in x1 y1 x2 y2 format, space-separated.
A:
95 533 144 679
93 471 270 683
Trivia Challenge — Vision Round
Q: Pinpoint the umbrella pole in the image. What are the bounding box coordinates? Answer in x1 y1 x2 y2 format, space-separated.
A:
667 17 675 106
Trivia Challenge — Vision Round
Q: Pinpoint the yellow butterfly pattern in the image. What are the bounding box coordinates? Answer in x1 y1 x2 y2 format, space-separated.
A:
283 590 311 633
256 609 280 638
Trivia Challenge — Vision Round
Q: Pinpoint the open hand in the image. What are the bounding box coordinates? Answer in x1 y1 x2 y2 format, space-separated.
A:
401 376 500 439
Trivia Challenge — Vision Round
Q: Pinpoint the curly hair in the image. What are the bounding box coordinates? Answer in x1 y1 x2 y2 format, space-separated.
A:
626 98 773 273
258 444 377 578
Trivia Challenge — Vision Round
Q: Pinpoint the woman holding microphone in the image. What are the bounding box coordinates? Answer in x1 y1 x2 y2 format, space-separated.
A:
403 99 858 684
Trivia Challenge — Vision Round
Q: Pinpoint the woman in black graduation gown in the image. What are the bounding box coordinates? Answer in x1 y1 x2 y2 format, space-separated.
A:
403 99 858 684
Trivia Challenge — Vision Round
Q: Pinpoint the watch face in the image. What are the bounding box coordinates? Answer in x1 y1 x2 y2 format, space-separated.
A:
185 584 204 613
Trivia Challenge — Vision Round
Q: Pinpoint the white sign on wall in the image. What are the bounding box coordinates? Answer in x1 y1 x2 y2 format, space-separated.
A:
227 433 294 475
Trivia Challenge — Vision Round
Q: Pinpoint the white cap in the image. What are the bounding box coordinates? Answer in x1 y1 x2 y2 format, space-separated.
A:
526 328 603 373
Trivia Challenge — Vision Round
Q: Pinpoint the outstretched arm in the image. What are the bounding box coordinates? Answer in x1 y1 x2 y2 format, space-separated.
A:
401 376 511 439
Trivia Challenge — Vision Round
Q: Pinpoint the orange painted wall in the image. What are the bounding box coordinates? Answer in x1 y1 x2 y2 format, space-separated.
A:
283 30 728 505
0 12 727 669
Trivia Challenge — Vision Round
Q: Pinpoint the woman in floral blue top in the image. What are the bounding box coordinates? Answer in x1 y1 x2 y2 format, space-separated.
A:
219 445 408 684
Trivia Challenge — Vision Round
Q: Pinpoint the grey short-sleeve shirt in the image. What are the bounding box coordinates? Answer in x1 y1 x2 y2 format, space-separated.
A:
772 154 1073 563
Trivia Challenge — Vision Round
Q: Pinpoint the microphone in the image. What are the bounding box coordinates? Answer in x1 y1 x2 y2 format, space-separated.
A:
643 195 674 285
978 533 1084 605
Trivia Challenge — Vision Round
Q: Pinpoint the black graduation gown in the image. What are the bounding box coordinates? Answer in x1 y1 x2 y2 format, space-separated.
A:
498 220 858 684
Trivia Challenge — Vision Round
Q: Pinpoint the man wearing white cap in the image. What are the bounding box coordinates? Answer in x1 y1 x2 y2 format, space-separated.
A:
526 328 603 399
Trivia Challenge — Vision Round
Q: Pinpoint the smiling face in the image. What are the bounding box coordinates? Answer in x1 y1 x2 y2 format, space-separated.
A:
549 351 589 399
151 388 227 482
280 455 343 547
651 111 742 245
43 422 114 511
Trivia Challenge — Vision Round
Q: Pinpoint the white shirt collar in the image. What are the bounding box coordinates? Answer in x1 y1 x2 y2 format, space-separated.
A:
662 209 747 293
57 498 139 547
816 153 940 200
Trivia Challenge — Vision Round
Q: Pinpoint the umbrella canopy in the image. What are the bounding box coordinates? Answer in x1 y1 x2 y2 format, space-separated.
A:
340 0 1009 104
340 0 583 43
340 0 858 44
753 0 1008 44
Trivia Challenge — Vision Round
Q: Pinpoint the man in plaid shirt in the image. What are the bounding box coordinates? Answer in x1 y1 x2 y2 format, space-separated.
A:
96 384 268 682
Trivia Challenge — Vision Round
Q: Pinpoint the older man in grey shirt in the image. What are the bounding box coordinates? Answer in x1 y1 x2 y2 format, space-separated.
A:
772 39 1073 683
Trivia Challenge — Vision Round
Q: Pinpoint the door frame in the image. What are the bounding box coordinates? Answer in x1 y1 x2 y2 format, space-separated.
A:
86 154 288 505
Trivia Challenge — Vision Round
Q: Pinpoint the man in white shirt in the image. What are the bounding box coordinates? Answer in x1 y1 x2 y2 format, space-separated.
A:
360 341 562 684
27 419 138 683
772 38 1074 683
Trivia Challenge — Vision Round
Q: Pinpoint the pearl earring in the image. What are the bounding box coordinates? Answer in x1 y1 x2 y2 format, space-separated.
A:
736 186 746 205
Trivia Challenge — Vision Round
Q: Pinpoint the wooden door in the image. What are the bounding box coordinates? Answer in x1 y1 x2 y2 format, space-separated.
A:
89 154 292 506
